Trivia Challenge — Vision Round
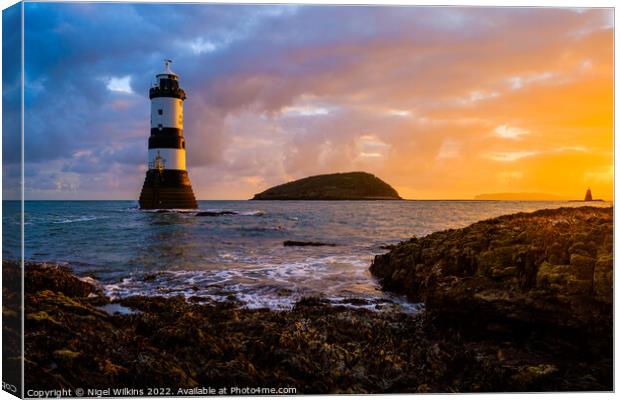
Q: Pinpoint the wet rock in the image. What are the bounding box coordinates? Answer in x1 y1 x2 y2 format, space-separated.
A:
337 298 369 306
195 211 237 217
511 364 558 388
370 207 612 331
52 349 81 361
25 262 95 298
276 288 293 296
11 205 614 395
283 240 337 247
143 272 163 282
151 221 171 225
593 254 613 302
370 206 612 390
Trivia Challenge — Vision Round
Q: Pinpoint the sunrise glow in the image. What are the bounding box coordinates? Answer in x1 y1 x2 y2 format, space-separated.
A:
13 5 613 200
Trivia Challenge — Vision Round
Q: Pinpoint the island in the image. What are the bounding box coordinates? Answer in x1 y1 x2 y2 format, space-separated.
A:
252 171 402 200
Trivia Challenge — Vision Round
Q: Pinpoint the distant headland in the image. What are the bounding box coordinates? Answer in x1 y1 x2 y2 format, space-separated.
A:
475 190 608 202
252 172 402 200
474 192 569 201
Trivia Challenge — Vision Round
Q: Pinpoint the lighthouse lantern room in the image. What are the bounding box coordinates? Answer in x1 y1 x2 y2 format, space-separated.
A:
139 60 198 209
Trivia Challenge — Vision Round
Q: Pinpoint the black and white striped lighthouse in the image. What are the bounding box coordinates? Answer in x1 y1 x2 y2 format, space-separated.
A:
139 60 198 209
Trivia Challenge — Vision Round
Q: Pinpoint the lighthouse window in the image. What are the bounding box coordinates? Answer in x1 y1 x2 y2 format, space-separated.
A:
158 124 163 131
158 109 163 115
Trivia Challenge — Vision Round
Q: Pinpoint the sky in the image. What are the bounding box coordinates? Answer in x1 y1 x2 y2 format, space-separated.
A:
3 3 614 200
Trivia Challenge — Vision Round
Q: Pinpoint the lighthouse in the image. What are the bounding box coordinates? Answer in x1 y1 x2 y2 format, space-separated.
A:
139 60 198 209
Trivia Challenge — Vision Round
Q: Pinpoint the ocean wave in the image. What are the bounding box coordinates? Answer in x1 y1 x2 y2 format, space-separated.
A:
238 210 265 216
52 216 103 224
99 253 422 313
103 274 422 313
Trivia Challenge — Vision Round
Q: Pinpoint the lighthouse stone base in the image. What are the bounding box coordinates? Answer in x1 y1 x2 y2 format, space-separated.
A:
139 170 198 209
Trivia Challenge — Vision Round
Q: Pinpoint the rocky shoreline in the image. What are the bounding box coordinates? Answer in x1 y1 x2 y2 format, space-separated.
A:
6 206 613 393
371 206 613 390
371 206 612 334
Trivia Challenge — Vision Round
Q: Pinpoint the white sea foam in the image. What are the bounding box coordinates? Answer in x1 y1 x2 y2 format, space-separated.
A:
238 210 265 216
101 253 422 313
29 200 603 315
52 216 102 224
78 276 98 285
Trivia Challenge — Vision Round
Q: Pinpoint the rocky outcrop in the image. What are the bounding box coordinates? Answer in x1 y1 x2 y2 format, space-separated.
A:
283 241 337 247
9 207 614 394
12 258 611 393
16 262 523 393
252 172 401 200
370 206 613 346
195 211 237 217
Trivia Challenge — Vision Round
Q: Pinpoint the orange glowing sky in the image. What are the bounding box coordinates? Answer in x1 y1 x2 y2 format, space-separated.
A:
18 5 614 200
188 7 614 201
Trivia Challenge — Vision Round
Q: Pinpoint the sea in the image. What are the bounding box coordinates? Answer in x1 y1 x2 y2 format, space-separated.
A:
2 200 612 312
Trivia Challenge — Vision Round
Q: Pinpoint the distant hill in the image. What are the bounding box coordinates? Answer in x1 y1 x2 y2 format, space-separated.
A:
474 192 569 201
252 172 402 200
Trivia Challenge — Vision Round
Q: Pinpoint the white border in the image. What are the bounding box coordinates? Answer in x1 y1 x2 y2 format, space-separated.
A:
0 2 616 400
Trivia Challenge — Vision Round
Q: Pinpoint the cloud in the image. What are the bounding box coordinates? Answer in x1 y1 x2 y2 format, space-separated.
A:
188 37 218 54
497 171 524 184
508 71 556 90
387 109 411 117
18 4 613 200
494 124 530 139
436 139 460 160
486 151 540 162
281 106 331 116
106 76 133 93
356 134 391 159
584 165 613 183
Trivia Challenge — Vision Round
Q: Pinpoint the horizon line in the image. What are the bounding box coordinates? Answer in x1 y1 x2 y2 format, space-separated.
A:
6 198 614 202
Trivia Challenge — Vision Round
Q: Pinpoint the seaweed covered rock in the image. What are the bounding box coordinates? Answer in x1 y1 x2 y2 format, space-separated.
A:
24 262 95 298
370 206 613 342
2 261 22 391
18 261 601 393
15 204 614 396
18 263 487 393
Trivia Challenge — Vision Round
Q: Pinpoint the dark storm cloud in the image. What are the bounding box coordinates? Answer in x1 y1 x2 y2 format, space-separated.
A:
3 3 22 163
3 3 22 199
20 3 612 199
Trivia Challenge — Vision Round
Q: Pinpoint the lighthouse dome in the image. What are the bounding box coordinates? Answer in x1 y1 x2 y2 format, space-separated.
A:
150 59 186 100
156 59 178 80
